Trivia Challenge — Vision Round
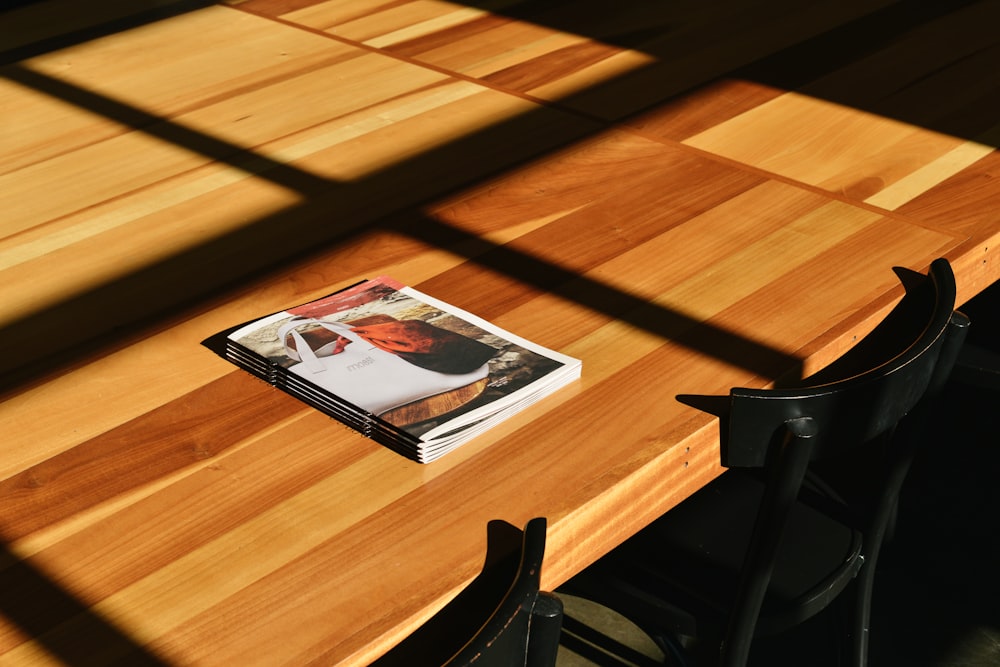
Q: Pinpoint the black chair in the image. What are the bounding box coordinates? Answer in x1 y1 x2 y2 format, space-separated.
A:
560 258 969 667
374 517 563 667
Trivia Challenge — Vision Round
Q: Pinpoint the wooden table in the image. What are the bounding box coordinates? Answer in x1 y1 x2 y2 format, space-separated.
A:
2 1 998 664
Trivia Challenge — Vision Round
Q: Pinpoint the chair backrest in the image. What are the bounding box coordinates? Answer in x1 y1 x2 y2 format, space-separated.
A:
445 517 563 667
713 258 967 665
373 517 562 667
723 259 960 469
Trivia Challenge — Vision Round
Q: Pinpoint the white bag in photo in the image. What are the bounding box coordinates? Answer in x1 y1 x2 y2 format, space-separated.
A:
277 317 491 416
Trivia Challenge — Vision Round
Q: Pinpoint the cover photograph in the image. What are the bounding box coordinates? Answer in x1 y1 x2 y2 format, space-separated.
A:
212 276 582 462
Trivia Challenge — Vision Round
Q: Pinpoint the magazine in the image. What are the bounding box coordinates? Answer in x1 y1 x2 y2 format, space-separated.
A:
207 277 582 462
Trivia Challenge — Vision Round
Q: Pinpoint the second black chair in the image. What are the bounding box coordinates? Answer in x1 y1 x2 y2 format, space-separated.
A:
374 517 562 667
445 517 563 667
560 258 969 667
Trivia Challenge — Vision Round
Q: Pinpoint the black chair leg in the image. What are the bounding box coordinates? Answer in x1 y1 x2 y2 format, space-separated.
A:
849 565 877 667
528 592 564 667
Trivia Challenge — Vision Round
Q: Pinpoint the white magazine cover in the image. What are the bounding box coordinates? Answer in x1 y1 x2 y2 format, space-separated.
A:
225 276 581 461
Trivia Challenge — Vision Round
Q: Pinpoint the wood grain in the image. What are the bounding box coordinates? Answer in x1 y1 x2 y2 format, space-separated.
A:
1 1 998 665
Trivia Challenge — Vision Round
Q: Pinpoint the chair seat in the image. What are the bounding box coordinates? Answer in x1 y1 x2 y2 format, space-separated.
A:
581 469 863 642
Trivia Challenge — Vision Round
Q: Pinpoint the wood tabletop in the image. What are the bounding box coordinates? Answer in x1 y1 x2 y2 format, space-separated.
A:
2 1 998 664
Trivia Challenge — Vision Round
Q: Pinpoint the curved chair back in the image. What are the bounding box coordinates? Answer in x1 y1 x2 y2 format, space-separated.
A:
445 517 562 667
724 258 960 468
717 258 967 666
375 517 562 667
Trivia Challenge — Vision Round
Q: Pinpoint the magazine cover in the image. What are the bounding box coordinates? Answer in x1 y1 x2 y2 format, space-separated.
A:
218 277 581 460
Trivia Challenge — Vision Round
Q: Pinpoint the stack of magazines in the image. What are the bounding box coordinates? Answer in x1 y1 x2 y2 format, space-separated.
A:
207 276 582 463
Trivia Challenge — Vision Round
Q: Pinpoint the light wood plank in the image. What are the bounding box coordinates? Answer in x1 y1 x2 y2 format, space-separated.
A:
683 91 977 204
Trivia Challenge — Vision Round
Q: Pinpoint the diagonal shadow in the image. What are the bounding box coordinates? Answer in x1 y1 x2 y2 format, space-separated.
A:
444 0 999 143
0 0 217 66
6 0 995 389
0 61 800 393
7 0 996 146
0 539 170 665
